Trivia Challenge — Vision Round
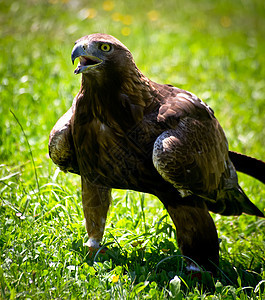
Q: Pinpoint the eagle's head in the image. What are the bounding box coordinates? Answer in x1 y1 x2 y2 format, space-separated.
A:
71 33 154 120
71 33 134 78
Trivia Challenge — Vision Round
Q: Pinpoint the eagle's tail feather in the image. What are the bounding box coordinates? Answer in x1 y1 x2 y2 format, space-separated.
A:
206 185 264 217
219 186 264 217
229 151 265 184
236 186 264 217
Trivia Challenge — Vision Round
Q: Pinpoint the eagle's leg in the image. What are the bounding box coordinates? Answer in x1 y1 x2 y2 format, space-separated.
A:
81 177 111 250
152 128 221 273
166 201 219 274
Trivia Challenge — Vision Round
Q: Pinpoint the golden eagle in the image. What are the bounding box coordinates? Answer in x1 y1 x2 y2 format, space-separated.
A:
49 33 264 273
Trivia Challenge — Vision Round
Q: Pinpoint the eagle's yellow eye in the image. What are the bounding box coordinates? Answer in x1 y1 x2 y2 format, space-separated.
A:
100 43 111 52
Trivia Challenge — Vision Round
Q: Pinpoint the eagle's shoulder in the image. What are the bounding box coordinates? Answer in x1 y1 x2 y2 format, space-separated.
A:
155 84 215 124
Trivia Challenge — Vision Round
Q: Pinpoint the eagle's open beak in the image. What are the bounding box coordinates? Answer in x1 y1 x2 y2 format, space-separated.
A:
71 42 103 74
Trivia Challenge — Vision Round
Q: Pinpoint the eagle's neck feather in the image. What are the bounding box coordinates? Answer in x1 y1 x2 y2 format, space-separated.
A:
75 67 157 129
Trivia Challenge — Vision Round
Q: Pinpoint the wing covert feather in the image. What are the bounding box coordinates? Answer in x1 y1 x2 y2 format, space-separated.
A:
49 107 79 174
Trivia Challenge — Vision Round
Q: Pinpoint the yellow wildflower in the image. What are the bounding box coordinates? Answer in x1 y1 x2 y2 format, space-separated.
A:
85 8 97 19
112 12 123 22
103 0 115 11
121 27 131 36
220 16 232 28
112 274 119 283
147 10 159 21
122 15 133 26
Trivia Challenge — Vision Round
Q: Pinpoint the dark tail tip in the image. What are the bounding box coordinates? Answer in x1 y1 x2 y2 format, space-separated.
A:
238 186 264 218
229 151 265 184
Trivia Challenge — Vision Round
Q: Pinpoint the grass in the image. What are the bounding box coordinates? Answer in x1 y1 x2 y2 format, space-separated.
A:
1 0 265 298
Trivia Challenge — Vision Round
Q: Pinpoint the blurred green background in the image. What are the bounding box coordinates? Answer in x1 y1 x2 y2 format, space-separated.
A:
1 0 265 298
1 0 265 167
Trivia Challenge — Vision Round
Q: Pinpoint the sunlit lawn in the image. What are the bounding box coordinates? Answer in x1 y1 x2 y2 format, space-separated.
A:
1 0 265 298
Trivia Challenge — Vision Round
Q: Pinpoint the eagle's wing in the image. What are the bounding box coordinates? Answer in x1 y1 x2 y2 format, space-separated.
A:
153 88 264 217
49 107 79 174
153 88 229 194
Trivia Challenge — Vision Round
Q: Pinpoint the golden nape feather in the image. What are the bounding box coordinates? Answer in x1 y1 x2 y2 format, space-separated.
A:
49 33 264 275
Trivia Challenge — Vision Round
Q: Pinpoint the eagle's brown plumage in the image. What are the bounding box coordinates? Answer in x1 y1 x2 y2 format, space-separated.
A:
49 33 264 273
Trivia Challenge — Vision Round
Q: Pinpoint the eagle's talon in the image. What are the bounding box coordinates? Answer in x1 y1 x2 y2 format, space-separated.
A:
188 270 214 281
88 246 108 254
85 245 109 258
